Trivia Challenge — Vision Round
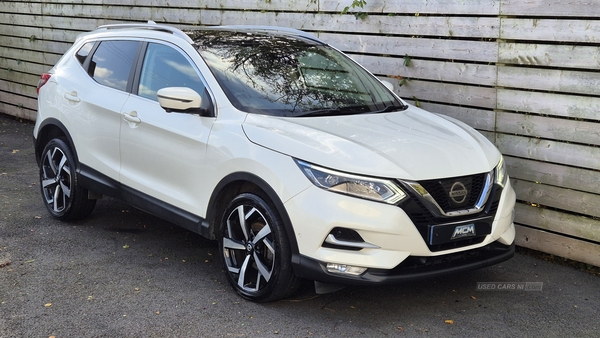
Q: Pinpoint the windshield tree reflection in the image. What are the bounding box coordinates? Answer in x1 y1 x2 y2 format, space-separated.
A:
189 30 402 117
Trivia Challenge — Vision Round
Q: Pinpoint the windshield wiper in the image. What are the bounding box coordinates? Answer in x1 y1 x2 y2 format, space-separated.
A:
299 108 342 117
375 104 409 113
299 105 373 117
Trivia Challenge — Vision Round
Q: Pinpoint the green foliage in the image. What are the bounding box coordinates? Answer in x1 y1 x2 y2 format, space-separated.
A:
29 35 37 42
341 0 368 20
412 96 421 108
403 54 411 67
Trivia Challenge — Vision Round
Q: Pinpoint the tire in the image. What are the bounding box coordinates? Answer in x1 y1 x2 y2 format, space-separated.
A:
39 138 96 221
218 192 300 302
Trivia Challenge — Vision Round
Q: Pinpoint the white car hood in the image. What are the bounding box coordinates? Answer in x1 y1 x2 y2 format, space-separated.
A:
242 106 500 180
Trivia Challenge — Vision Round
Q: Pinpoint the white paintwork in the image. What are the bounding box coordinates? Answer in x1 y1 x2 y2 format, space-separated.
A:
243 106 500 180
157 87 202 111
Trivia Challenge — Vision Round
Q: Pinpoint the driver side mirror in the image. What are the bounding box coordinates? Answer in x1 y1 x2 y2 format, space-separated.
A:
380 80 394 92
157 87 207 115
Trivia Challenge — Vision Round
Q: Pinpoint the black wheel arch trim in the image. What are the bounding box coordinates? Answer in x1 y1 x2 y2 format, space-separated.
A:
34 118 78 167
204 172 301 267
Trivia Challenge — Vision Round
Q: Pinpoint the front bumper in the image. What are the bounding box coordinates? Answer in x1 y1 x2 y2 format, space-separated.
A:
284 175 516 285
293 241 514 285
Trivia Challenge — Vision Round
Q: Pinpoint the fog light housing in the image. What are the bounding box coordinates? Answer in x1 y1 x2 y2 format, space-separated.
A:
326 263 367 276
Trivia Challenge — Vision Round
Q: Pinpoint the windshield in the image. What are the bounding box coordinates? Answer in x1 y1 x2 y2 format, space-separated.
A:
189 30 405 117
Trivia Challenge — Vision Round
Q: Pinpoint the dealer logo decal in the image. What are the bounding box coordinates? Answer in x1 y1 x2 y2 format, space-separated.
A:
451 224 476 240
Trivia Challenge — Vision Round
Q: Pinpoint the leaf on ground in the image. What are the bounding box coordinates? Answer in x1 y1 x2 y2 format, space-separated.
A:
12 149 19 154
123 244 130 249
471 295 477 300
44 303 52 307
445 319 454 325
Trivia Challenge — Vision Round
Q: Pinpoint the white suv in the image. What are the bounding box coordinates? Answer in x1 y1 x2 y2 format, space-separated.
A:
34 22 516 302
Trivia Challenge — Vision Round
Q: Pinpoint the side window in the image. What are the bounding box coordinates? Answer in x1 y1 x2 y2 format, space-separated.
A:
138 43 206 102
90 40 140 91
75 42 94 65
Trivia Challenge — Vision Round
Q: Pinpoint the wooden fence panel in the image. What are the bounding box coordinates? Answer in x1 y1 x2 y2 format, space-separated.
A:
501 19 600 43
498 66 600 96
415 102 496 132
515 225 600 267
515 203 600 243
320 0 500 15
496 112 600 146
497 134 600 170
321 33 498 62
506 157 600 195
355 55 497 86
395 80 496 109
497 89 600 121
501 0 600 17
499 43 600 70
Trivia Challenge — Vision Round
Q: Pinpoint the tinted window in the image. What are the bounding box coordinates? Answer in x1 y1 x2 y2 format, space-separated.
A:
193 31 402 117
138 43 206 101
75 42 94 65
90 40 140 91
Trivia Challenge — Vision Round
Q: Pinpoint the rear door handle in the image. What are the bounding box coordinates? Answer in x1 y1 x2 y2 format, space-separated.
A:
64 92 80 103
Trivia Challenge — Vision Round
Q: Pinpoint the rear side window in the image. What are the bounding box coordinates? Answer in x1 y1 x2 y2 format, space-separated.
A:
75 42 94 65
90 40 140 91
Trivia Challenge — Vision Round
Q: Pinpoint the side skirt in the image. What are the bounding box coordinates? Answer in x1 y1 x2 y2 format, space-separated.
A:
77 163 207 236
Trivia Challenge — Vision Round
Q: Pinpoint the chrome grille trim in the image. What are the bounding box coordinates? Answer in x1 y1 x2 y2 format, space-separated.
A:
402 172 493 218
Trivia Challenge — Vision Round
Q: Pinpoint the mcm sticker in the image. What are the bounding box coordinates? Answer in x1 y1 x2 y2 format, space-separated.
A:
451 224 476 240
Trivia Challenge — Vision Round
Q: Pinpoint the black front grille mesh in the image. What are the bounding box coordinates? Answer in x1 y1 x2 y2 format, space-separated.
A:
418 173 486 212
398 173 503 252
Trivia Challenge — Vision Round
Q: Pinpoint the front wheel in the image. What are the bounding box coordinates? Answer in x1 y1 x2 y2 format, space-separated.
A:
218 192 300 302
39 138 96 221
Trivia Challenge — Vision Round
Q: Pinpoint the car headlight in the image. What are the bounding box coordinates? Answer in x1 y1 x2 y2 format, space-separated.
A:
495 155 508 188
295 160 407 204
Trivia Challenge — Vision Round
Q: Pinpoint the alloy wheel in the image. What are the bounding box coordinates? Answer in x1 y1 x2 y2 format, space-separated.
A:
222 204 275 293
41 145 72 214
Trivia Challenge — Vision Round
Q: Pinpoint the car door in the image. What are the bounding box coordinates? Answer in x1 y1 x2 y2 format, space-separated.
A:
61 40 141 182
119 41 215 217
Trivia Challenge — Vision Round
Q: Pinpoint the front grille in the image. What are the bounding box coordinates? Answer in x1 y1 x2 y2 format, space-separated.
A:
398 173 503 252
418 173 486 212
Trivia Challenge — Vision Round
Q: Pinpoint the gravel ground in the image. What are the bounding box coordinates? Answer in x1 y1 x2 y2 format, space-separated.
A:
1 114 598 338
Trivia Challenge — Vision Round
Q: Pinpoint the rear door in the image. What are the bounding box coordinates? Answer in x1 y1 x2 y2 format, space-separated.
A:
62 39 141 182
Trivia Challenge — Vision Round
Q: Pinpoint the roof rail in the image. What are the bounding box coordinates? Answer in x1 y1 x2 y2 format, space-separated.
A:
95 21 193 44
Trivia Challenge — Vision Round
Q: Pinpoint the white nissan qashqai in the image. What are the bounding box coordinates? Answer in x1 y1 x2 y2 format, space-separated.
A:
34 22 516 302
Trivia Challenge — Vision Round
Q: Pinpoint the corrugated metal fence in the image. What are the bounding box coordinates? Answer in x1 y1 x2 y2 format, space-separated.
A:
1 0 598 266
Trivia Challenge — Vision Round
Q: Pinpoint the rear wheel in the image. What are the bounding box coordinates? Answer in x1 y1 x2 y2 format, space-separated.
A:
39 138 96 221
218 192 300 302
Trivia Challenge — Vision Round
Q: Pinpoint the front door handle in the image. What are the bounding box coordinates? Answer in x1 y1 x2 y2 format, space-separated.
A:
123 111 141 124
